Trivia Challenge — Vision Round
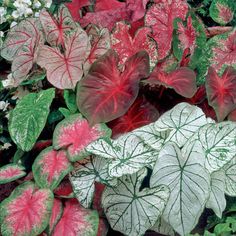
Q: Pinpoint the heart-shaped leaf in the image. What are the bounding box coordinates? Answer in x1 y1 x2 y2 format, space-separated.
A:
86 133 156 178
150 141 211 236
33 146 73 190
0 164 26 184
145 0 188 60
52 199 99 236
206 66 236 121
154 102 209 147
9 88 55 151
145 67 197 98
53 114 111 162
126 0 149 22
102 168 170 236
206 170 226 218
37 27 90 89
77 49 150 124
111 21 158 68
69 156 115 208
0 182 54 236
40 5 77 46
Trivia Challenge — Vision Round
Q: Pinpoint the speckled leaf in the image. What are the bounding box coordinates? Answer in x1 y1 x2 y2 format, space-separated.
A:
0 182 53 236
52 199 99 236
9 88 55 151
33 146 73 190
102 168 170 236
150 142 211 236
53 114 111 162
0 164 26 184
209 0 235 25
111 21 158 68
206 170 226 218
69 156 115 208
86 133 156 178
154 102 209 147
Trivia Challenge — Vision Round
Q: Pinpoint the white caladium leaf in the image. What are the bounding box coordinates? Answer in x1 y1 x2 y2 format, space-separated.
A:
223 156 236 196
69 156 116 208
195 122 236 173
154 102 209 147
150 141 211 236
206 170 226 218
86 133 156 178
151 218 175 236
102 168 170 236
131 123 168 151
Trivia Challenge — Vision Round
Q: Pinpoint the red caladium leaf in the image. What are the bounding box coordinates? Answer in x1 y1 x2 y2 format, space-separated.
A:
54 179 74 198
206 66 236 121
145 67 197 98
53 114 111 161
129 18 145 38
187 86 206 105
93 183 105 216
145 0 188 60
108 96 159 137
126 0 149 22
40 5 77 47
83 25 111 74
97 218 108 236
111 21 158 68
52 199 99 236
95 0 125 11
1 18 41 61
0 182 53 236
48 198 63 235
77 49 150 124
37 27 90 89
0 164 26 184
33 146 73 190
228 108 236 121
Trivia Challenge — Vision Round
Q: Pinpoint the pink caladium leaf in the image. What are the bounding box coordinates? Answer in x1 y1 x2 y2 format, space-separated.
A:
95 0 125 11
108 96 159 138
32 146 73 190
54 179 74 198
0 181 53 236
145 0 188 60
0 164 26 184
47 198 63 235
77 49 150 124
53 114 111 161
111 21 158 68
1 18 41 61
52 199 99 236
37 27 90 89
40 5 77 47
83 25 111 74
126 0 149 22
206 66 236 121
145 67 197 98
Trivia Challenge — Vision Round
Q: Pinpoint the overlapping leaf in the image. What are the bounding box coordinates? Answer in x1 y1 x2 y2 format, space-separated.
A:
102 168 170 236
150 141 211 236
53 114 111 161
151 218 175 236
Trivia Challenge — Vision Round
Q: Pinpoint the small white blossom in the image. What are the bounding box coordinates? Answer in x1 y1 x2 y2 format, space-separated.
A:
0 7 7 24
10 21 17 28
0 101 10 111
2 73 15 88
1 143 12 150
33 0 41 9
0 31 4 37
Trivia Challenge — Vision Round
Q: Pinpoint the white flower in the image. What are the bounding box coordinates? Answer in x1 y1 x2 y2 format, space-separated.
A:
0 101 10 111
1 143 12 150
0 31 4 38
0 7 7 24
45 0 52 8
33 0 41 9
2 73 15 88
10 21 17 27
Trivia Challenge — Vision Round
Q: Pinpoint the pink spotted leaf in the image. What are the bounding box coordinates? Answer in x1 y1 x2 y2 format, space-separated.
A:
0 164 26 184
126 0 149 22
95 0 125 11
111 21 158 68
52 199 99 236
0 181 53 236
206 66 236 121
77 49 150 124
53 114 111 161
32 146 73 190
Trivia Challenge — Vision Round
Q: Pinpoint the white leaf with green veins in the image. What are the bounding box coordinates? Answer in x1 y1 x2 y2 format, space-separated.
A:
206 170 226 218
150 141 211 236
151 218 175 236
69 156 116 208
102 168 170 236
154 102 209 147
86 133 156 178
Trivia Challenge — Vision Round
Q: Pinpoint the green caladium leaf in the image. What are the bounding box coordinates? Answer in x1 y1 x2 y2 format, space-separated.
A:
63 90 77 113
102 168 170 236
206 170 226 218
150 141 211 236
86 133 156 178
154 102 210 147
69 156 116 208
223 156 236 196
8 88 55 151
209 0 235 25
151 218 175 236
